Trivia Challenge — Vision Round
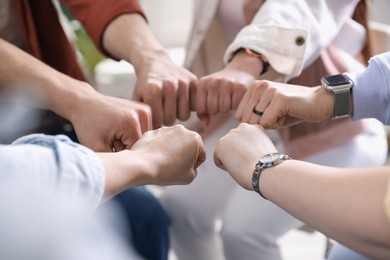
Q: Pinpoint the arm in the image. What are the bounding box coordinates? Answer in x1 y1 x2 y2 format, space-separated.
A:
102 13 197 128
63 0 198 128
214 123 390 259
5 125 205 204
5 125 205 205
193 0 358 118
99 124 206 199
225 0 360 78
235 52 390 128
0 39 151 152
235 80 333 128
61 0 145 56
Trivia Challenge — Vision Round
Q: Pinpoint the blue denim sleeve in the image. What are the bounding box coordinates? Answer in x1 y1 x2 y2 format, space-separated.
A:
0 134 105 209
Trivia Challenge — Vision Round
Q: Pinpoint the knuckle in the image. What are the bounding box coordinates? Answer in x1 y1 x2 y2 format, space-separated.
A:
178 79 190 88
146 83 162 97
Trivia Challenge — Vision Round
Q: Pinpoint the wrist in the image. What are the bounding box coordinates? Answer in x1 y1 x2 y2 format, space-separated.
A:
99 150 151 198
229 49 266 78
56 78 97 123
259 158 292 200
321 74 353 119
252 153 290 199
314 85 334 119
113 150 153 188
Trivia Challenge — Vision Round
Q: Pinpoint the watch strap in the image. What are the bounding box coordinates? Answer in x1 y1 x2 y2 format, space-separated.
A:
252 162 267 199
333 89 350 118
252 154 290 200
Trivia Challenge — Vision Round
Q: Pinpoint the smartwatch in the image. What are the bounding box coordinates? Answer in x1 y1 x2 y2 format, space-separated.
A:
321 74 353 119
252 153 290 199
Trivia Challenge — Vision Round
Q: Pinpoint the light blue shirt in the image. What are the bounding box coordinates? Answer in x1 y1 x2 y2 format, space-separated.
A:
0 134 143 260
0 134 105 209
346 51 390 125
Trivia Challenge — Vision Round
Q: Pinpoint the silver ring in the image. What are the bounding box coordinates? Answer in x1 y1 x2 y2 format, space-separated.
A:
252 107 263 116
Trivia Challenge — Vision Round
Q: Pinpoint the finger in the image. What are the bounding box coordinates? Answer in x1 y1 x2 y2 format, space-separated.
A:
231 83 246 110
163 80 178 126
195 79 208 115
213 150 226 171
143 82 164 129
241 90 260 123
260 100 288 129
219 87 232 114
177 79 191 121
239 81 268 122
207 80 220 115
112 139 126 152
194 134 206 169
248 98 270 125
189 79 198 112
138 104 153 133
125 123 143 149
236 85 255 122
120 111 143 148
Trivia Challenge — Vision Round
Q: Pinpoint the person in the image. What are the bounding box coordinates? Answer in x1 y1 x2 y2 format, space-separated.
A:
214 122 390 260
5 0 197 144
0 123 205 260
2 1 196 259
2 126 205 205
0 30 206 257
214 52 390 258
235 51 390 129
160 1 387 259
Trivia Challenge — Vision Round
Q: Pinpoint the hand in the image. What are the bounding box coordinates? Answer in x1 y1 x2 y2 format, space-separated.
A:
193 50 263 122
235 80 333 128
70 87 152 152
132 52 198 128
214 123 277 190
102 14 197 128
130 124 206 185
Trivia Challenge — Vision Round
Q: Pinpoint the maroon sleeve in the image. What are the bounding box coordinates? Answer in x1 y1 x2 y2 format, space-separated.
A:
61 0 146 57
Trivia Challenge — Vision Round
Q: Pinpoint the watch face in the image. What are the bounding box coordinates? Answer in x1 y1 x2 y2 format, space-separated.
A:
260 153 282 164
323 74 351 86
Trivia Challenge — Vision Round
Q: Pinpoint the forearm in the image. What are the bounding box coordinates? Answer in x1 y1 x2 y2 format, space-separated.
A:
261 160 390 258
97 150 150 200
0 39 96 122
102 13 171 73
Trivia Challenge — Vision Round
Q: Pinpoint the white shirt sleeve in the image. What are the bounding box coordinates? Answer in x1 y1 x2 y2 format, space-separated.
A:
224 0 359 79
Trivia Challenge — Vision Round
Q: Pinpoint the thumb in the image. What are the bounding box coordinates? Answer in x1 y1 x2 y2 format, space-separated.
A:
213 151 226 171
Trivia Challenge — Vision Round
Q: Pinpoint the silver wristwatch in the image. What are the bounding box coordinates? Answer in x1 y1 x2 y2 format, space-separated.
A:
252 153 290 199
321 74 353 119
